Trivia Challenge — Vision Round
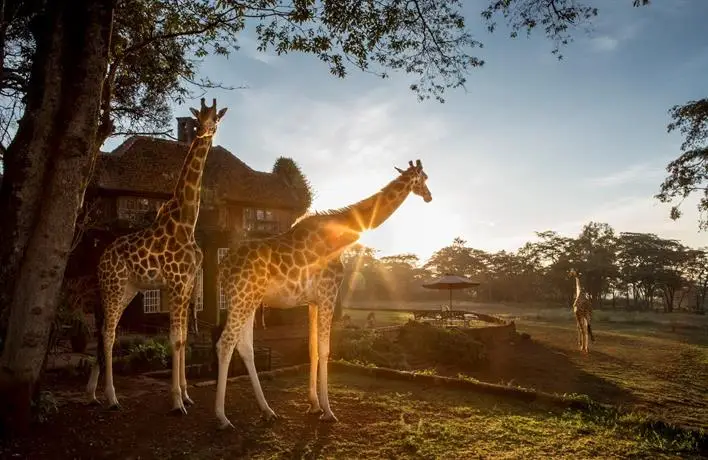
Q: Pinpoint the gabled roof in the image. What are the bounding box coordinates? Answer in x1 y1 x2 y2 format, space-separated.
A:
93 136 305 210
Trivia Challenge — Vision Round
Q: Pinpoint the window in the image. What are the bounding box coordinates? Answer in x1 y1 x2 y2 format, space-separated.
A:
194 268 204 312
217 248 229 310
244 207 279 233
126 198 136 210
137 198 150 211
143 289 160 314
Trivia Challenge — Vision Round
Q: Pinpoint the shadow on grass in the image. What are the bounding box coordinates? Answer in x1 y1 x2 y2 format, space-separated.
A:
287 415 333 459
463 337 637 407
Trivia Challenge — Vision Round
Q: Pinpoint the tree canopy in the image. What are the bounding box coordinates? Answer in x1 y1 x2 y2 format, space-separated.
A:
656 99 708 230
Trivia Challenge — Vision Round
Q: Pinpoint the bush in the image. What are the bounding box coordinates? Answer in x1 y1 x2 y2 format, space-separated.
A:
331 321 487 372
113 336 194 374
332 328 410 369
397 321 486 369
125 339 170 373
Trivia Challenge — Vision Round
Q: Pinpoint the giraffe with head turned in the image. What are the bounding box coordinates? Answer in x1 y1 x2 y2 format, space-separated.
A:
86 98 227 414
569 268 595 353
214 159 432 429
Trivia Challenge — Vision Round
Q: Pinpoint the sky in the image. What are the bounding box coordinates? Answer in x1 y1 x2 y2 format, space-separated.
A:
105 0 708 262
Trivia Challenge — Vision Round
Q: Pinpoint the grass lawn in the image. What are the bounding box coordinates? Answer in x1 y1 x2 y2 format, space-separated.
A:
1 371 703 459
343 301 708 431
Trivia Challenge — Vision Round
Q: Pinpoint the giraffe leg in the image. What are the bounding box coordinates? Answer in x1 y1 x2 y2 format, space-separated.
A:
575 314 583 351
316 300 337 422
179 309 194 407
168 302 189 415
306 302 322 414
103 314 121 409
214 328 236 430
236 309 278 420
86 360 101 405
583 317 590 353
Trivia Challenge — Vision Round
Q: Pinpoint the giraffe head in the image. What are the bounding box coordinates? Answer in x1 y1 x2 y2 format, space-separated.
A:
189 98 228 138
394 159 432 203
568 268 580 279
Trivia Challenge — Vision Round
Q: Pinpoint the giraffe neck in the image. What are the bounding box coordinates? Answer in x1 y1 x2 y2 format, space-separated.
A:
172 133 213 230
341 174 412 232
575 277 582 298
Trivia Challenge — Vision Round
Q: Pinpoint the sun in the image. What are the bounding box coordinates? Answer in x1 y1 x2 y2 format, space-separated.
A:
357 229 378 248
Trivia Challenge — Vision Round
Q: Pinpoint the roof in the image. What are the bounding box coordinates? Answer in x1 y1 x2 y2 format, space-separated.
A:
93 136 305 210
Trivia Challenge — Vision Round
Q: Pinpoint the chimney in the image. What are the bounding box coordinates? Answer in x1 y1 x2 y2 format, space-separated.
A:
176 116 197 144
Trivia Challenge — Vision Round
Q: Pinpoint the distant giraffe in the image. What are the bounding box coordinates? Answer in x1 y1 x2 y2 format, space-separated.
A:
86 98 227 414
213 159 433 429
569 268 594 353
365 312 376 328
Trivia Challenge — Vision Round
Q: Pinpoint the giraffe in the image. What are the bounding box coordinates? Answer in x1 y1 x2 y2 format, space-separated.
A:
214 159 432 429
569 268 595 353
86 98 227 414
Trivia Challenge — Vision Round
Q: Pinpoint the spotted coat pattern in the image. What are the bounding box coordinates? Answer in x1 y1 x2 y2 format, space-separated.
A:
213 160 433 429
86 99 227 415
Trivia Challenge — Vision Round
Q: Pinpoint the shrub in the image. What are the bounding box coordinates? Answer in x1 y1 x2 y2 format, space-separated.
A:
331 328 410 369
331 321 487 371
32 391 59 423
123 339 171 373
397 321 486 369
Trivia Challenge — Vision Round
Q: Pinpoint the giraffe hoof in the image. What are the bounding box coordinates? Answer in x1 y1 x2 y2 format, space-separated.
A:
307 405 323 415
87 398 102 407
261 410 279 422
183 396 195 407
170 406 188 416
319 412 338 423
107 403 122 411
218 420 235 431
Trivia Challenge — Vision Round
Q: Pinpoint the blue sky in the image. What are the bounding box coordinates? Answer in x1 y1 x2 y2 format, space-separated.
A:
106 0 708 261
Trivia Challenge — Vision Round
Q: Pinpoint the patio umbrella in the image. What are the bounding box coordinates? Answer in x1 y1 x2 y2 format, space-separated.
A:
422 273 480 310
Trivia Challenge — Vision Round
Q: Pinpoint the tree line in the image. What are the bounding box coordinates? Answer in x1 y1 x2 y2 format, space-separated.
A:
340 222 707 314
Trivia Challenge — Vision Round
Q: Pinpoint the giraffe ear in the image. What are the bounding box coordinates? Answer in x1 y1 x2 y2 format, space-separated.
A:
394 166 405 174
190 107 199 118
217 107 228 120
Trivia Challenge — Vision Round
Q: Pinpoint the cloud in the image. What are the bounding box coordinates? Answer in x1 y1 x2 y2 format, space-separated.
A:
238 34 280 66
591 36 619 52
587 18 644 53
552 194 703 248
584 162 666 187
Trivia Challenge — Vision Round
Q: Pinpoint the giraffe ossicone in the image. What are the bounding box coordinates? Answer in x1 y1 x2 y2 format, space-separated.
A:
214 159 432 429
86 97 227 415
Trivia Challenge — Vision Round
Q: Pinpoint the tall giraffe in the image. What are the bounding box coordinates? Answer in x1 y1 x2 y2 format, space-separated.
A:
214 159 432 429
569 268 595 353
86 98 227 414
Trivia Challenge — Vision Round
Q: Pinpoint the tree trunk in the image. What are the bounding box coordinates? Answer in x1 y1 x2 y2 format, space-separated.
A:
0 0 114 435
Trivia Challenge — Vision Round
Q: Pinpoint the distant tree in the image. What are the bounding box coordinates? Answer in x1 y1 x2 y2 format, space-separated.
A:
378 253 425 300
683 248 708 313
573 222 617 306
425 237 484 278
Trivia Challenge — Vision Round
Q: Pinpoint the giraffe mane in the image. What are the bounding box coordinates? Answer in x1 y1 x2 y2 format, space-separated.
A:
290 194 379 228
